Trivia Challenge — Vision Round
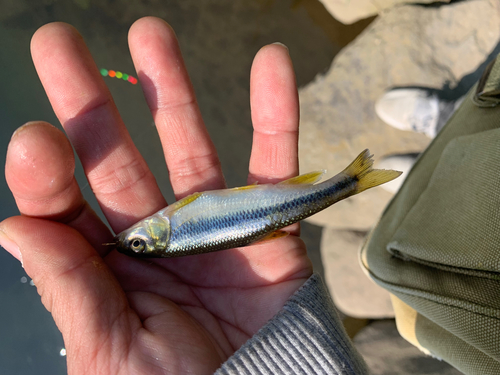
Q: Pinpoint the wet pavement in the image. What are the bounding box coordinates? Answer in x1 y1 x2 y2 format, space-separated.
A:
0 1 372 373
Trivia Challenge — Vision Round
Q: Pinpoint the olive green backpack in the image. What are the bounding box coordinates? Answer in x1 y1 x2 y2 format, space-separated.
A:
361 56 500 375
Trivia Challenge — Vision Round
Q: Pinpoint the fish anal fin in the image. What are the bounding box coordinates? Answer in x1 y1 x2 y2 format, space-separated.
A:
255 230 289 244
278 170 325 185
170 192 203 211
343 149 402 193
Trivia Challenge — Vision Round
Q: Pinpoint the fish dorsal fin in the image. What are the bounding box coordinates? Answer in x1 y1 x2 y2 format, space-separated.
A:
229 183 260 192
278 170 325 185
169 192 203 211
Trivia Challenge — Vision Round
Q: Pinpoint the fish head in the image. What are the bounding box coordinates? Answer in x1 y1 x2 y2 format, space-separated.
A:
114 215 170 257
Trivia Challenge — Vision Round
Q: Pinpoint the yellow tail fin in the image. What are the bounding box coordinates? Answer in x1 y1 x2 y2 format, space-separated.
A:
343 149 402 193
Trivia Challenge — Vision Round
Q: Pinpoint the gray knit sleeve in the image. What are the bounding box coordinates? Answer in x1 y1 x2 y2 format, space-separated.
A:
214 273 368 375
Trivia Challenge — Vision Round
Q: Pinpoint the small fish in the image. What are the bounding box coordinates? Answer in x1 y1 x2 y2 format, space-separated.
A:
113 150 401 258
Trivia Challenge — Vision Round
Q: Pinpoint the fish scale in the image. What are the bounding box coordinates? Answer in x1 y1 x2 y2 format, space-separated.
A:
169 203 279 255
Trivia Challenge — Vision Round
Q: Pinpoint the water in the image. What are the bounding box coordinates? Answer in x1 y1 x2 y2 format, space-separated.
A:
0 1 371 373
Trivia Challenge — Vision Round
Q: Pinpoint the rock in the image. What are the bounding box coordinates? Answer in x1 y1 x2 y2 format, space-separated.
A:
321 228 394 318
318 0 450 25
299 0 500 230
354 320 463 375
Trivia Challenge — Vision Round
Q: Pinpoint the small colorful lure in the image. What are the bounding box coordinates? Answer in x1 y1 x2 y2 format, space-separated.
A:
113 150 401 258
100 68 138 84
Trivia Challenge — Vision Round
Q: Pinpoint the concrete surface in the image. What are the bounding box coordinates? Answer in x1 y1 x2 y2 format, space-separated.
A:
321 228 395 318
354 320 463 375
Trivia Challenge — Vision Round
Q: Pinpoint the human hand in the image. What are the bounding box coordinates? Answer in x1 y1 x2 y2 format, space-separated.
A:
0 17 312 375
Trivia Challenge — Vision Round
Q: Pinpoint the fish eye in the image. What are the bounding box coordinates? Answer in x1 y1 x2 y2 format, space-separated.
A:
130 238 146 253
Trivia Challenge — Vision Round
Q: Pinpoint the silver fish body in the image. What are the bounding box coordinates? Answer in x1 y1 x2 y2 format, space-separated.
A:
114 150 401 258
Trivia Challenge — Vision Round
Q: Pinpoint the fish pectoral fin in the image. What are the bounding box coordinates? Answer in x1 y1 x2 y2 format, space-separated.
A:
278 170 325 185
255 230 289 244
169 192 203 211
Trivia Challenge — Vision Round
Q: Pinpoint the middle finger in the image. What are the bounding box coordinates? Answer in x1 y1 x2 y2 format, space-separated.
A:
128 17 226 199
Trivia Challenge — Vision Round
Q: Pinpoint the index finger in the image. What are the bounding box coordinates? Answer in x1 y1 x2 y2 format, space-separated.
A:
31 22 166 232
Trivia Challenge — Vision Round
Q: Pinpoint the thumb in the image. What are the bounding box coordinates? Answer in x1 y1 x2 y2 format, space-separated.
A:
0 216 140 372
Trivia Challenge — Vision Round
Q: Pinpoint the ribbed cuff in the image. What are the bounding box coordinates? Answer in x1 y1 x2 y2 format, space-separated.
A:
215 273 368 375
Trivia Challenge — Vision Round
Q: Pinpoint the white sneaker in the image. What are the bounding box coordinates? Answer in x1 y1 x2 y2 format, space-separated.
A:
375 89 440 138
376 153 418 194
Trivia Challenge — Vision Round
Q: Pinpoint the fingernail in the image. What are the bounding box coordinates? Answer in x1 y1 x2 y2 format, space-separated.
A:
0 229 23 265
272 42 289 51
11 122 34 139
11 121 46 140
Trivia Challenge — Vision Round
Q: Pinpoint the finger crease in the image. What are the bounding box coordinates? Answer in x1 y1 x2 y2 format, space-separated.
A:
91 158 152 197
151 96 197 115
63 97 114 125
168 152 221 179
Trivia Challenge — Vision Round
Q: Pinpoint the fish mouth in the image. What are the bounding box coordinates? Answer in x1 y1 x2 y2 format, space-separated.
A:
102 237 144 257
108 233 129 254
114 242 140 257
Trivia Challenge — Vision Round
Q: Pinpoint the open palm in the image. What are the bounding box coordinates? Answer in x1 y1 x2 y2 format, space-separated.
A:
0 18 312 375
